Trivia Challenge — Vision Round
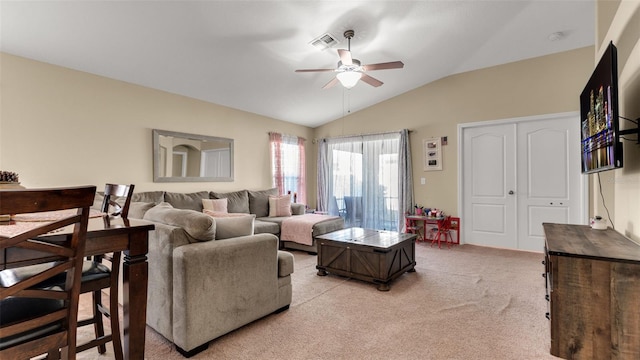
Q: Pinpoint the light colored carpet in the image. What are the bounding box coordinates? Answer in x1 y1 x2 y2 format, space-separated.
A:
77 243 559 359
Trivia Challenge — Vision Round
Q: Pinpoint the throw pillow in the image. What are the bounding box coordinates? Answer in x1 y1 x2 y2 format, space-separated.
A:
214 214 256 240
210 190 250 213
202 198 228 212
248 188 278 218
268 195 292 217
143 202 215 242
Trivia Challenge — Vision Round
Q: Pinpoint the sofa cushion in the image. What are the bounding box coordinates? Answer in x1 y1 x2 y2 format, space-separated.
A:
128 202 156 219
165 191 210 211
213 214 255 240
203 209 247 218
248 188 278 218
202 198 228 212
210 190 249 214
132 191 165 204
268 195 292 217
143 202 215 242
253 219 280 235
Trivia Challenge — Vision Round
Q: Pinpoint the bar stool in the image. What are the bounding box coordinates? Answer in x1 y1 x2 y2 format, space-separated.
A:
76 183 134 359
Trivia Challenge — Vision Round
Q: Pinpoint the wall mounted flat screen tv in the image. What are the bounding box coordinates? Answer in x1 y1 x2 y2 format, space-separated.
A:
580 41 622 174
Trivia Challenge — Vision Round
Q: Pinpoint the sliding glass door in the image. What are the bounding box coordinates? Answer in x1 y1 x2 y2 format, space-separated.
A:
318 132 409 231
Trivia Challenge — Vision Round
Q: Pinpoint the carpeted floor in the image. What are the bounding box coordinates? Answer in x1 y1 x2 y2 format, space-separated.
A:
77 242 559 359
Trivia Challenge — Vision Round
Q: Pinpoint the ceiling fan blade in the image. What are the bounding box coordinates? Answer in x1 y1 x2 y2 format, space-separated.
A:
338 49 353 66
322 77 339 89
295 68 335 73
362 61 404 71
360 74 383 87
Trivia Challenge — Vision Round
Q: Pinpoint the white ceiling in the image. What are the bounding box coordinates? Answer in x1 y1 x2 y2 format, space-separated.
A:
0 1 595 128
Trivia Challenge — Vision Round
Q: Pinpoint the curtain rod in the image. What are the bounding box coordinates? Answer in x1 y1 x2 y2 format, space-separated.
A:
313 129 412 144
268 132 307 141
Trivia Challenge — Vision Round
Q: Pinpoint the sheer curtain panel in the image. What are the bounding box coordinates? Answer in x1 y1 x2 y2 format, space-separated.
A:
317 130 413 231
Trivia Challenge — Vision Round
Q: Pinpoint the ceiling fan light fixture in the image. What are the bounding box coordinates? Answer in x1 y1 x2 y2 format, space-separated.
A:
337 71 362 89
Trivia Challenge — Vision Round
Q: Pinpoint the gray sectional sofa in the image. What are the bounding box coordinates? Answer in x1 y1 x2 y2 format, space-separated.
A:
109 188 342 357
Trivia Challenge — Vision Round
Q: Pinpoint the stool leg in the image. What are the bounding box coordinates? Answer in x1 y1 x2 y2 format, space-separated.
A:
93 289 107 354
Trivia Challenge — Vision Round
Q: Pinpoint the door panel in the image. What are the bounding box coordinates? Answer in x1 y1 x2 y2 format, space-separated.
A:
472 204 506 233
528 206 569 236
517 115 582 252
463 124 517 249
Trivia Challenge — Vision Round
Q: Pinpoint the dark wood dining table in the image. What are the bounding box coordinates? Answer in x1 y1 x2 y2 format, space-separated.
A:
0 215 155 360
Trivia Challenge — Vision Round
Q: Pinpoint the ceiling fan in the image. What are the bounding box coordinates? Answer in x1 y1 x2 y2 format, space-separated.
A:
295 29 404 89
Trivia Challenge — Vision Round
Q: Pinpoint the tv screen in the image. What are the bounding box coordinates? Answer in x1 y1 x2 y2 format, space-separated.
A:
580 41 621 174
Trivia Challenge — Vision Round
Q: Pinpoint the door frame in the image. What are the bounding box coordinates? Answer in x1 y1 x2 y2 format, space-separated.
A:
457 111 588 246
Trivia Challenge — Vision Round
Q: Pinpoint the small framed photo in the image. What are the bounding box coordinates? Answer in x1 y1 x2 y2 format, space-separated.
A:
423 137 442 171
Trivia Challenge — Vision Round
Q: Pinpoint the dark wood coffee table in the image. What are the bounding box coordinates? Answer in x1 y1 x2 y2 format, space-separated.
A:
315 227 417 291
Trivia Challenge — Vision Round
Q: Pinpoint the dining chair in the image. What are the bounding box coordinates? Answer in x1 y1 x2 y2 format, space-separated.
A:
75 183 134 359
0 185 96 360
101 183 135 218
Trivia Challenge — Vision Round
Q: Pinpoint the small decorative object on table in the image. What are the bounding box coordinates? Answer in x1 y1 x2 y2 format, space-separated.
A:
0 170 24 189
590 216 607 230
0 170 24 221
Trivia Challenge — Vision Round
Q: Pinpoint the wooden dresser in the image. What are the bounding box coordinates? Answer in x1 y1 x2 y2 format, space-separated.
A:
543 223 640 360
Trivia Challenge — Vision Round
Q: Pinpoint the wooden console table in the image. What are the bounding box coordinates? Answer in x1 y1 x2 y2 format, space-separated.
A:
543 223 640 359
315 228 416 291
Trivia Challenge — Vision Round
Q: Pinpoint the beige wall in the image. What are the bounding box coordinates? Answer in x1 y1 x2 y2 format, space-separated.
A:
595 0 640 242
3 3 638 244
0 53 314 196
314 46 594 216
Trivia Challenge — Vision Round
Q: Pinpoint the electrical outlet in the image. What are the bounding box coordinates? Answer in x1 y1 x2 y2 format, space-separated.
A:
421 177 426 185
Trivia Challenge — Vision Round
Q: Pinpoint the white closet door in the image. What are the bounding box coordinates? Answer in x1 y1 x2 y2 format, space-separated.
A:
516 114 583 252
460 113 585 251
462 123 517 248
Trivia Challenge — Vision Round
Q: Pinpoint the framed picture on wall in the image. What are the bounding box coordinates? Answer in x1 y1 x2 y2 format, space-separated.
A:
423 137 442 171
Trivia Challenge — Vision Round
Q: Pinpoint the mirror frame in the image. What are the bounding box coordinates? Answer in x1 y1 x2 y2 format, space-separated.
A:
153 129 234 182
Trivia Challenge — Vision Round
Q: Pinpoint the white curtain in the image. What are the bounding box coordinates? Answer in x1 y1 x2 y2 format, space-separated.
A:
317 130 413 231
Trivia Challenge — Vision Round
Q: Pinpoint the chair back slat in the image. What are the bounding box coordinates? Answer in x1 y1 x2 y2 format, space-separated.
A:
0 185 96 359
0 187 96 214
101 183 134 219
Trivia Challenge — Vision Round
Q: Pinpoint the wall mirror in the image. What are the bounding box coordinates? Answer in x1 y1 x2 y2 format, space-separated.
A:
153 129 234 182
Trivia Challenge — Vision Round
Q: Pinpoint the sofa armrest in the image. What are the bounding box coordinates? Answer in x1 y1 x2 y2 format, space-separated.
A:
145 222 192 341
277 250 294 277
172 233 280 352
291 203 305 215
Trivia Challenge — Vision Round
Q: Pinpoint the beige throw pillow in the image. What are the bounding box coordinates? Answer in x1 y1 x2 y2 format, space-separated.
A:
202 198 228 213
268 195 292 217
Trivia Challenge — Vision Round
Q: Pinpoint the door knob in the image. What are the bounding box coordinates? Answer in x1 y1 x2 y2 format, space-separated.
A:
508 190 514 195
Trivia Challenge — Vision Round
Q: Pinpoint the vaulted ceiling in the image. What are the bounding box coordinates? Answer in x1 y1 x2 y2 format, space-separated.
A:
0 1 595 127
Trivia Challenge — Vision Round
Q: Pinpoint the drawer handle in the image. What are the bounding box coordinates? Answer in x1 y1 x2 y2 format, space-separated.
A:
545 312 550 320
542 273 546 278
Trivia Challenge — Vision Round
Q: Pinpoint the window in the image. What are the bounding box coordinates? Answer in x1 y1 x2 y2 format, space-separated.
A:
270 133 306 204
